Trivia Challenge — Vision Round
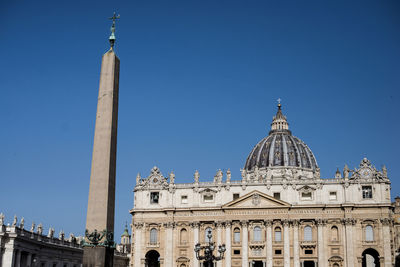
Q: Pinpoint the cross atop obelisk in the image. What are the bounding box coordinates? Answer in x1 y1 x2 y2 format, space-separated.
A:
83 14 121 267
108 12 120 48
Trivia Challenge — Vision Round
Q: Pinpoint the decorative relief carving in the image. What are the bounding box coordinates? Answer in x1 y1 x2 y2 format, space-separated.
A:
380 218 391 226
252 193 261 206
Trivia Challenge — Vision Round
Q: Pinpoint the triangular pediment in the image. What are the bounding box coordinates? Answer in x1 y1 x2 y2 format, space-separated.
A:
222 190 291 209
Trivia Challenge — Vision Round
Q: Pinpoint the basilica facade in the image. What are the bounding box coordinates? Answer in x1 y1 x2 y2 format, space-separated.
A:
130 104 393 267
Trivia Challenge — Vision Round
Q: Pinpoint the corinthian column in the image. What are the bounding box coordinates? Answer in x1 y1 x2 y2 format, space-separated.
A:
134 223 143 267
293 220 300 267
317 219 325 267
192 222 200 267
241 221 248 267
216 222 223 267
344 218 355 267
381 218 392 267
265 220 273 267
283 220 290 267
165 222 174 267
225 221 232 267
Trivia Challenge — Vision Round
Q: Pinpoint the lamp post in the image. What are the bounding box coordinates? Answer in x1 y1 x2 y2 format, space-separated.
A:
194 229 226 267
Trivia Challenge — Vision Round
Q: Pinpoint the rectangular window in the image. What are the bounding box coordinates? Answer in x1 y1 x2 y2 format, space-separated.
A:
181 195 188 204
150 192 159 204
275 249 282 255
203 194 214 202
273 192 281 200
329 191 337 200
305 249 313 254
362 186 373 199
233 193 240 200
301 192 312 200
233 250 240 255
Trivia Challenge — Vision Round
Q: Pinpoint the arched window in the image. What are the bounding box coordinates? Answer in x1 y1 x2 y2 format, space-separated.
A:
253 226 262 242
150 228 158 244
234 228 240 243
365 225 374 241
180 228 188 245
304 226 312 241
331 226 339 241
274 227 282 242
205 227 212 242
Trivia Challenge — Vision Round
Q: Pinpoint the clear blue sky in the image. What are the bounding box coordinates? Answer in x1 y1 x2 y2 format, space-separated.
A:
1 0 399 240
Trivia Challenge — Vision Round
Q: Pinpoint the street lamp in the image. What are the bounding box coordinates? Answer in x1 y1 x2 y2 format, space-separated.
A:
194 229 226 267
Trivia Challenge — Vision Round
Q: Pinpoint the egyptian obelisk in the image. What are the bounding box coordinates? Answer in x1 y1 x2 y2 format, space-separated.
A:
83 13 120 267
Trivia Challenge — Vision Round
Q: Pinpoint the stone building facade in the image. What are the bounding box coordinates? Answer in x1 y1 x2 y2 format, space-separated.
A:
130 105 394 267
0 217 82 267
0 215 130 267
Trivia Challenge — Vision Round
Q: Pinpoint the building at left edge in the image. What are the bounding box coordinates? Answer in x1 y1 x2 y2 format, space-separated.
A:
0 215 130 267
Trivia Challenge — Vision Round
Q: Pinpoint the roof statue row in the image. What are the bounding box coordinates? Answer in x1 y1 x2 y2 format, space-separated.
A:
134 157 388 190
0 213 81 243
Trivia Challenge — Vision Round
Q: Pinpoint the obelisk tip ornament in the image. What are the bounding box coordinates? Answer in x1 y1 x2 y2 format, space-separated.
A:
83 14 120 267
108 12 120 49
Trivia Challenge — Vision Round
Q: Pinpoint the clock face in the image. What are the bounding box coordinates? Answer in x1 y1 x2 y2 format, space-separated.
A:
153 178 158 183
360 168 372 179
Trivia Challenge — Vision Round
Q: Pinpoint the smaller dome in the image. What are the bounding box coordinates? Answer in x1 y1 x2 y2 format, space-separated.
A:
121 223 130 237
244 104 318 172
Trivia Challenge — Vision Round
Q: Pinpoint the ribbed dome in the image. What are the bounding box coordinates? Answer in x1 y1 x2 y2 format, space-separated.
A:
244 104 318 171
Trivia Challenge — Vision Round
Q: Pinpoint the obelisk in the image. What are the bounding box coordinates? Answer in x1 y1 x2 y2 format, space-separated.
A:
83 13 120 267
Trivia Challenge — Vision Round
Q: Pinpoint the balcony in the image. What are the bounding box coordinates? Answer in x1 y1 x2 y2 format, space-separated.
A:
249 241 265 249
147 242 160 248
300 241 317 249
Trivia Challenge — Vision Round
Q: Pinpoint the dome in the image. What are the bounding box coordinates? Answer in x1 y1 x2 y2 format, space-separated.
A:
244 104 318 172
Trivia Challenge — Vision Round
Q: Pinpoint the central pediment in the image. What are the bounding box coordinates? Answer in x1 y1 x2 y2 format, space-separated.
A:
222 190 291 209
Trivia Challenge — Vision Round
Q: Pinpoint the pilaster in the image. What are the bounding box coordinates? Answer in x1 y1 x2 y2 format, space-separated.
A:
381 218 392 267
265 220 272 267
241 220 248 267
283 220 290 267
293 220 300 267
225 221 232 267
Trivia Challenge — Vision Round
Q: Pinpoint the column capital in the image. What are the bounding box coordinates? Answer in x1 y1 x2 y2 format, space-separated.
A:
190 221 200 229
240 220 249 227
163 222 175 229
225 221 232 228
134 222 144 229
380 218 392 226
264 220 273 227
282 219 290 227
342 218 356 226
316 219 327 226
292 219 300 227
216 221 224 228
